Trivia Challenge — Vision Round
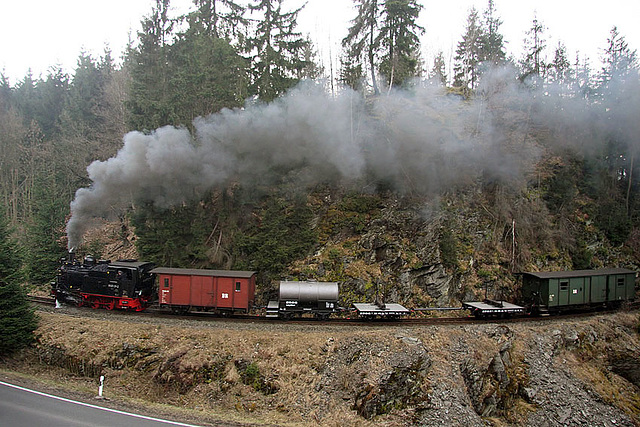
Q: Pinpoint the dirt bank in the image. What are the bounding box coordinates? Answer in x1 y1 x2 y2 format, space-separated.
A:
2 308 639 426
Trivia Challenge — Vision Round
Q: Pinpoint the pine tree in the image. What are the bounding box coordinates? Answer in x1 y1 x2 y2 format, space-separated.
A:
548 42 572 85
520 15 547 82
428 51 447 86
62 52 107 140
377 0 424 90
453 7 483 90
13 72 38 128
599 26 638 91
131 201 211 267
169 24 248 124
35 67 69 139
0 279 38 356
127 0 176 130
339 53 364 91
342 0 383 94
23 174 68 285
297 36 324 80
573 53 594 99
479 0 506 68
233 196 316 282
191 0 247 39
245 0 311 102
0 208 38 356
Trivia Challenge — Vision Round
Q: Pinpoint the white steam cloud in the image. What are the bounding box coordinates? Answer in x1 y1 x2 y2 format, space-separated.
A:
66 68 640 249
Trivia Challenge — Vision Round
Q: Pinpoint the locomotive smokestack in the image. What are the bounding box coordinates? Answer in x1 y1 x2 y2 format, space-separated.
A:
68 248 76 263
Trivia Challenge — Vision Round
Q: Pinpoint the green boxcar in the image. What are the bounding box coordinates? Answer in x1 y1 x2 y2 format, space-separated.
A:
521 268 636 312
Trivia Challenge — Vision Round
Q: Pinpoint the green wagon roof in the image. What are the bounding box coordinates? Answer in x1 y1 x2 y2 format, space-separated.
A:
522 268 635 279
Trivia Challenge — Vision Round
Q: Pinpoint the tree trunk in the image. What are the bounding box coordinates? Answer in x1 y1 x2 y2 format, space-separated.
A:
626 151 634 217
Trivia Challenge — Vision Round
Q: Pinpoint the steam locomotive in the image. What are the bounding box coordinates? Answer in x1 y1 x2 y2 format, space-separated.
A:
54 254 156 311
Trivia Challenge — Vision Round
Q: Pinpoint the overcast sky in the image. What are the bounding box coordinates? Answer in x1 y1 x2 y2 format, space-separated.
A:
1 0 638 83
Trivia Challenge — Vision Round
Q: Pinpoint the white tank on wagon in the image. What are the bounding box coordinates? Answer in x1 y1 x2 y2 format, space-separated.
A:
266 280 339 319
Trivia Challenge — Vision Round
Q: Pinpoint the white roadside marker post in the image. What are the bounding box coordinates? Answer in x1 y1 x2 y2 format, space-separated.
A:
97 375 105 398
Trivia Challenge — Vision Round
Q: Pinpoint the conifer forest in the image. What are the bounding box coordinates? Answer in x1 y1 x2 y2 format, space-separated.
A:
1 0 639 306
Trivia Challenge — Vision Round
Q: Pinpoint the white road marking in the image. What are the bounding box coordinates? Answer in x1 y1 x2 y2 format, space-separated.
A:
0 381 202 426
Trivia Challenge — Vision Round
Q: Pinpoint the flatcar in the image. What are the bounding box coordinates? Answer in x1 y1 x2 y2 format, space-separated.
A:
152 267 257 314
53 255 156 311
462 300 525 318
352 302 411 319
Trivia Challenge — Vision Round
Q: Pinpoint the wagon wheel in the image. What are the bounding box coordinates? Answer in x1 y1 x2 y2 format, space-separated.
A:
106 300 116 310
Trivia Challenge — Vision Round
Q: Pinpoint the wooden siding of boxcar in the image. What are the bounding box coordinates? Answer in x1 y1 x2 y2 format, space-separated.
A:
157 272 255 312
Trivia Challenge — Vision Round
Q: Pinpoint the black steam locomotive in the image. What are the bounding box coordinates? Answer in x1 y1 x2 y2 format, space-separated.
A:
53 254 156 311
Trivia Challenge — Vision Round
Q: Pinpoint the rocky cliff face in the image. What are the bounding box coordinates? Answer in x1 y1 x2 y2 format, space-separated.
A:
316 334 431 419
291 194 471 309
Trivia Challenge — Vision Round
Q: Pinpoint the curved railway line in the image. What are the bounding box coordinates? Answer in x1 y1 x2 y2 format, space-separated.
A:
28 295 638 327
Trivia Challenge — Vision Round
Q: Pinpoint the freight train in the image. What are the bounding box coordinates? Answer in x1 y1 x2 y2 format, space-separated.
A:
52 254 637 319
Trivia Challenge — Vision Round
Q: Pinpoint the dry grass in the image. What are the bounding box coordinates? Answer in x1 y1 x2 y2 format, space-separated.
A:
562 313 640 423
23 312 389 425
4 310 639 426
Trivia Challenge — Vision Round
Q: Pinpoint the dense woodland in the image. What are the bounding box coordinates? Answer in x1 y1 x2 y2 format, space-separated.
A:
1 0 639 306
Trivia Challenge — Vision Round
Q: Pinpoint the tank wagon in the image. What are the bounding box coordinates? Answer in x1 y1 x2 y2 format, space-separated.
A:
54 255 156 311
267 280 339 319
151 267 256 314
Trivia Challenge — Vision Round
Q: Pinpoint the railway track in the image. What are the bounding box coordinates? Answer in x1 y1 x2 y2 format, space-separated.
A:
27 295 57 306
30 295 636 327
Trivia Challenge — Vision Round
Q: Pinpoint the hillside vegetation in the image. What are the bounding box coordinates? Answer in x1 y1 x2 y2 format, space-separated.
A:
0 1 638 306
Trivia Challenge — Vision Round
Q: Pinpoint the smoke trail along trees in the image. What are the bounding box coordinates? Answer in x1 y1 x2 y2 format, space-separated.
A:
66 67 640 249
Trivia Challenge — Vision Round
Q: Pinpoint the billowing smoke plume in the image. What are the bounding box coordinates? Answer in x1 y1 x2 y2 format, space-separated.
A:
66 68 640 249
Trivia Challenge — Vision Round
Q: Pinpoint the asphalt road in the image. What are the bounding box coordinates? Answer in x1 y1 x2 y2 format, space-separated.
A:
0 381 201 427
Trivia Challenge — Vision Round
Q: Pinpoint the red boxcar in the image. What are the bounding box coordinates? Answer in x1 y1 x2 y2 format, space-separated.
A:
151 267 256 314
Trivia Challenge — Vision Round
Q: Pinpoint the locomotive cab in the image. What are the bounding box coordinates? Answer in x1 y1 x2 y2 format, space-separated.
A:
108 261 156 301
